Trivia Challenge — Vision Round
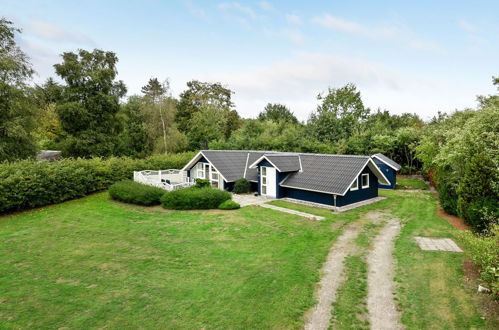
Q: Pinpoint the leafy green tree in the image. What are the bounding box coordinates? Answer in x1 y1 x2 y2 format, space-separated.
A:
116 96 152 157
32 78 65 149
0 18 37 161
176 80 235 132
54 49 127 157
187 105 227 149
258 103 298 124
308 83 370 143
141 78 171 153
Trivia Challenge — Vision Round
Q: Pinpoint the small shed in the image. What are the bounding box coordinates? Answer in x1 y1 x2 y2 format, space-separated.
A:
371 153 401 189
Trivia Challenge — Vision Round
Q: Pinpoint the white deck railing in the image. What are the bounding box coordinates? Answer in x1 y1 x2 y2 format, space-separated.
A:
133 169 195 191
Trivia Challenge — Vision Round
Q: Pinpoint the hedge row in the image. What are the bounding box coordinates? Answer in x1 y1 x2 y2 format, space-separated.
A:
160 187 231 210
0 152 194 213
109 180 165 206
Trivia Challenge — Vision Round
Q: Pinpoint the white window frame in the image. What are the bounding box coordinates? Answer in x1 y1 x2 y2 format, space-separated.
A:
261 166 268 195
350 177 358 191
361 173 369 189
196 163 204 179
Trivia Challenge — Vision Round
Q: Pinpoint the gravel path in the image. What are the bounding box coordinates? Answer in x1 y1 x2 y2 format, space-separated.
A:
367 219 404 330
304 223 361 330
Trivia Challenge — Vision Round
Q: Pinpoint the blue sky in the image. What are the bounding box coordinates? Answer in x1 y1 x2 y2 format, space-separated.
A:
3 0 498 120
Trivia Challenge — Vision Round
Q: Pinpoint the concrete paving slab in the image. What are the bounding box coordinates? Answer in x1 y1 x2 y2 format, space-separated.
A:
415 237 463 252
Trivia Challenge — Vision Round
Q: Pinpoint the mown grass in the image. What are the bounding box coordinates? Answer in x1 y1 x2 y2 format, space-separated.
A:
0 189 494 329
397 177 428 190
0 192 339 329
383 189 490 329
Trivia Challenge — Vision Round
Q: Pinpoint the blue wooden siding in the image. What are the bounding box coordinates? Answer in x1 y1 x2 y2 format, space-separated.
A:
335 166 378 206
255 159 292 198
373 158 396 189
282 187 334 205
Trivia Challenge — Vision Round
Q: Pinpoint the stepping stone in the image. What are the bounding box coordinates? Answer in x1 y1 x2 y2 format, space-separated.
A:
414 237 463 252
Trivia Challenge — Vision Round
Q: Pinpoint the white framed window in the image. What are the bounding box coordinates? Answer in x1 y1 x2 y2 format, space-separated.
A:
350 178 358 191
196 163 204 179
361 173 369 189
261 166 268 195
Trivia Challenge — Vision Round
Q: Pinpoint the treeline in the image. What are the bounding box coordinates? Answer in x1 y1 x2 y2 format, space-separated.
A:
417 82 499 232
2 18 421 173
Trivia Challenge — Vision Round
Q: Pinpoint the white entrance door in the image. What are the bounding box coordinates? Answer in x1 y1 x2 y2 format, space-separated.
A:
260 166 276 197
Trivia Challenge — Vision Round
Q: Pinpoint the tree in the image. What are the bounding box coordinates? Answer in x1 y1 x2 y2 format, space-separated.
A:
0 18 37 161
176 80 235 132
32 78 65 149
258 103 298 124
116 96 152 157
141 78 171 153
54 49 127 157
308 83 370 143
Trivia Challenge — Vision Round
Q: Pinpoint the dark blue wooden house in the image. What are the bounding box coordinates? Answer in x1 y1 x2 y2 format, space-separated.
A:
371 153 401 189
182 150 390 208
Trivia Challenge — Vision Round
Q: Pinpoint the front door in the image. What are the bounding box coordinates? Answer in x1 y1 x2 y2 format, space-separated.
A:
260 166 276 197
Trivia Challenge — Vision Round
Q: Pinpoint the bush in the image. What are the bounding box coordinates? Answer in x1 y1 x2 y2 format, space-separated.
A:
161 187 231 210
194 179 210 188
459 224 499 297
0 152 194 213
109 180 165 206
218 199 240 210
457 151 497 230
437 181 458 215
233 178 251 194
465 198 499 232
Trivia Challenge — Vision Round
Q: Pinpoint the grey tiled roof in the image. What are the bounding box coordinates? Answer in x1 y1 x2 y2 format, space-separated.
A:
280 154 369 195
265 155 301 172
372 153 401 171
193 150 375 194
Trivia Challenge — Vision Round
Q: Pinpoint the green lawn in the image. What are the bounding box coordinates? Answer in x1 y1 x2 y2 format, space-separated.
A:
397 177 428 190
0 193 341 329
0 190 494 329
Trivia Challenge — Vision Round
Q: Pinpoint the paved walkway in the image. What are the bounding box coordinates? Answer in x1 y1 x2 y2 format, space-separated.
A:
259 203 325 220
231 194 275 207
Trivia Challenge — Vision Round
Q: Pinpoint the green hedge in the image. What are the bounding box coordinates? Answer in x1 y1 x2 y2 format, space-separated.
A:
161 187 231 210
233 178 251 194
218 199 240 210
0 152 194 213
109 180 166 206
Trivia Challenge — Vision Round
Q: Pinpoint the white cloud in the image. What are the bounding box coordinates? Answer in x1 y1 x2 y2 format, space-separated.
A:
457 19 477 32
285 14 302 26
185 1 209 20
312 13 398 39
407 39 443 54
258 1 275 12
312 13 444 54
29 21 94 44
200 52 404 119
218 2 258 20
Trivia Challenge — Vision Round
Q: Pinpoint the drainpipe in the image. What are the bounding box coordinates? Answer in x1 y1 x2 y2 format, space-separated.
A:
333 194 337 213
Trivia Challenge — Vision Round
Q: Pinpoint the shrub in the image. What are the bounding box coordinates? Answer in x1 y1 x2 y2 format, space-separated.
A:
161 187 231 210
233 178 251 194
109 180 165 206
194 179 210 188
465 198 499 232
218 200 240 210
0 152 194 213
459 224 499 297
457 151 497 230
437 181 458 215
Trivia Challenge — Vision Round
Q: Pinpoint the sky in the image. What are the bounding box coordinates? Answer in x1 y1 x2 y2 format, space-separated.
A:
3 0 499 120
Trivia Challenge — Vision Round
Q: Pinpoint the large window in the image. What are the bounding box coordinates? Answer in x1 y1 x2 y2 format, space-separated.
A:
350 177 358 191
261 166 268 195
361 173 369 188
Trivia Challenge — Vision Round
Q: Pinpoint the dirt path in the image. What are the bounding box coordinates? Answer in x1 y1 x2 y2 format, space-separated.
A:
367 219 404 330
304 223 361 330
